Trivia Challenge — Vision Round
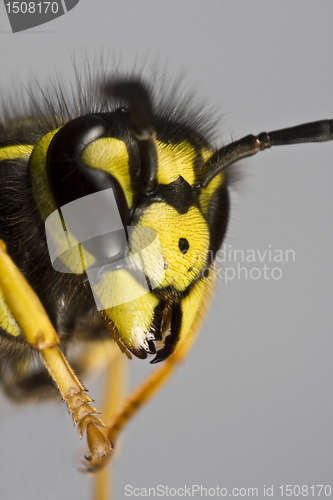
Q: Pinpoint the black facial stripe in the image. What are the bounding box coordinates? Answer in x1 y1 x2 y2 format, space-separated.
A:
155 176 199 214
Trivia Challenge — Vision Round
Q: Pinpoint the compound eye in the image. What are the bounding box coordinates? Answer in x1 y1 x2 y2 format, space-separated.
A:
178 238 189 254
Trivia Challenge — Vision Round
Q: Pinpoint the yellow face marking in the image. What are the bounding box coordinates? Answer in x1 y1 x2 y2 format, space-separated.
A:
199 147 225 215
201 146 213 164
29 129 60 222
199 172 224 215
156 140 197 186
132 203 210 291
0 144 34 161
97 269 159 352
179 277 208 345
81 138 133 208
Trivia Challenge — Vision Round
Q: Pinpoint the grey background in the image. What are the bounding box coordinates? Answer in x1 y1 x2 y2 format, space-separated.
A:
0 1 332 499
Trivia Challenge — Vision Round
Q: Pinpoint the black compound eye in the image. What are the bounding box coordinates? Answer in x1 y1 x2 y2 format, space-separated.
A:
178 238 189 254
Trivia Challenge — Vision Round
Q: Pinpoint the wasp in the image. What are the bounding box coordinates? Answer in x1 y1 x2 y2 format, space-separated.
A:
0 73 332 499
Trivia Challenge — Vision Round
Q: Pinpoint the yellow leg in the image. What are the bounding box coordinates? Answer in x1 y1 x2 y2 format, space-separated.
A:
105 324 196 446
105 278 214 452
0 240 113 466
0 236 215 496
91 343 127 500
92 343 127 500
80 304 206 477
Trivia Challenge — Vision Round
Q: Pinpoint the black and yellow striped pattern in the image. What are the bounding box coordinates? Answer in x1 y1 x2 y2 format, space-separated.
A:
0 80 229 379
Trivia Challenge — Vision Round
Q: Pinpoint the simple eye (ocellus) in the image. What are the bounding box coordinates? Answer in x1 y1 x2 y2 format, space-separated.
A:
178 238 189 254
